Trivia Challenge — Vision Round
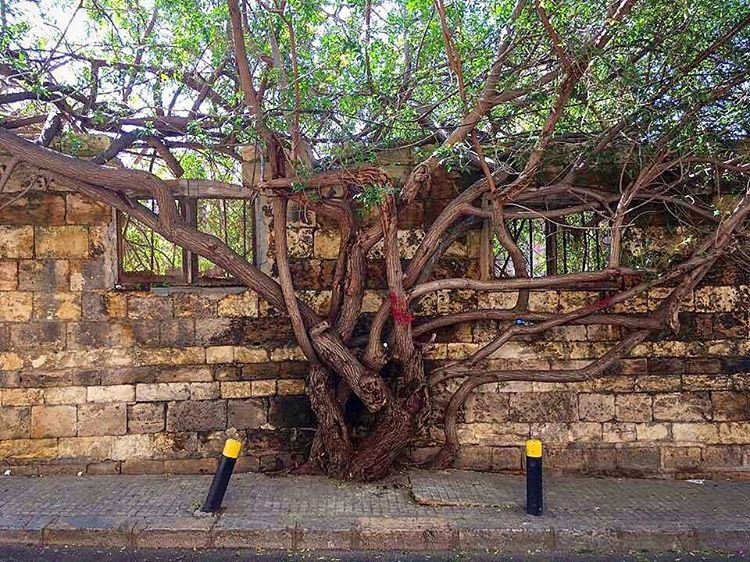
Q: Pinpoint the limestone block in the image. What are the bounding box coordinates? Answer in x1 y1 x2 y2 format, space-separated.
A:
662 446 702 470
361 290 384 313
0 191 66 225
549 325 588 342
65 193 112 225
601 422 636 442
106 293 127 318
695 286 739 312
173 292 219 318
0 292 32 321
111 434 159 460
313 228 341 259
672 422 720 443
455 422 530 446
586 325 621 341
87 385 135 403
32 292 81 321
0 352 23 371
436 290 476 314
135 382 190 402
611 294 648 313
453 445 492 470
67 321 135 350
652 392 712 422
29 348 132 370
217 291 259 318
58 436 114 459
528 291 559 312
134 347 204 366
227 398 266 429
287 227 314 258
148 366 213 384
127 294 173 320
568 422 604 442
615 394 652 422
207 345 234 364
68 259 108 291
702 444 743 468
0 438 57 460
81 292 124 320
45 387 87 405
530 422 572 445
31 405 77 438
477 291 518 310
0 226 34 258
712 391 749 421
717 422 750 444
277 379 305 395
189 382 220 400
166 400 227 432
616 446 660 472
270 346 305 362
464 393 510 423
0 406 30 439
508 392 577 423
558 291 601 313
634 422 670 441
578 393 615 422
1 388 43 406
234 346 270 363
633 375 681 392
0 260 18 290
35 226 89 258
446 342 480 359
77 403 127 436
18 259 70 291
127 403 165 433
159 319 195 347
252 380 277 397
220 381 254 399
682 374 733 391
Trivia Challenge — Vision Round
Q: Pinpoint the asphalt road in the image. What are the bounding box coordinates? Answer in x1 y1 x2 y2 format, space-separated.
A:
0 547 747 562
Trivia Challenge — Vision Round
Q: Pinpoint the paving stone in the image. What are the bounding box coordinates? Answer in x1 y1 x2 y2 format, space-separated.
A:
0 515 55 545
357 516 456 550
212 516 294 549
43 515 136 548
0 470 749 553
135 516 214 548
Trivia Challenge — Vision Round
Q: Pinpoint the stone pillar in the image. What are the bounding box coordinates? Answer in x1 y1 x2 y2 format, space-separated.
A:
240 146 273 276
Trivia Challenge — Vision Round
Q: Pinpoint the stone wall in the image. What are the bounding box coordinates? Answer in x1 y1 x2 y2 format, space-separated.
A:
1 154 749 479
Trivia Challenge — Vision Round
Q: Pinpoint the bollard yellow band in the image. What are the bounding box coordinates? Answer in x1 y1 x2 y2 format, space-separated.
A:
526 439 543 458
223 439 242 459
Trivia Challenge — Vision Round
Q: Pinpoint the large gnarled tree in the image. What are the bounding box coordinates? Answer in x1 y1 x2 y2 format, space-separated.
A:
1 0 749 480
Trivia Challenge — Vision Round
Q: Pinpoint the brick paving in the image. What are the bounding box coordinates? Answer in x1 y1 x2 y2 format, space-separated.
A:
0 470 749 553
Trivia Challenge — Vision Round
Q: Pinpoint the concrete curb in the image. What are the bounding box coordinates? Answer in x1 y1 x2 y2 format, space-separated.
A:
2 515 749 553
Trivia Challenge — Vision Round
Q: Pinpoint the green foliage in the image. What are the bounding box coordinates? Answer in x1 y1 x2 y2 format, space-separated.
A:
2 0 747 191
353 182 397 215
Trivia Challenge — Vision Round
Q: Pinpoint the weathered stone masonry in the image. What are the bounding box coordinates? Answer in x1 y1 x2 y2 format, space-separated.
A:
1 153 749 479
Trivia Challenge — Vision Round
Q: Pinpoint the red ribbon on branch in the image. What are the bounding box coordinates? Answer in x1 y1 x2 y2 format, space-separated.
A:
389 291 414 325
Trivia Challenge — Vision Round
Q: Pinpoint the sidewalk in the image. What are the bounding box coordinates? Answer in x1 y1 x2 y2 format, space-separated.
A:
1 469 748 554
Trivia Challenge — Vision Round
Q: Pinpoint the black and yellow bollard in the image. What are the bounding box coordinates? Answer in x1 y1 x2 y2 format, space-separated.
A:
525 439 543 516
202 438 242 513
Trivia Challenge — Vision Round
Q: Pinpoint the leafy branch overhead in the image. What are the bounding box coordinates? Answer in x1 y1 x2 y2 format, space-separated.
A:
0 0 749 480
